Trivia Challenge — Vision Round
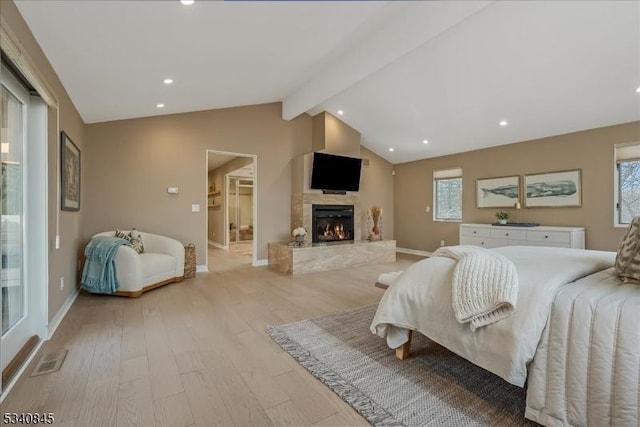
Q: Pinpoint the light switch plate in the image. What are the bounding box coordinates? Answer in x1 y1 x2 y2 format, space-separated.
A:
167 187 179 194
192 204 200 212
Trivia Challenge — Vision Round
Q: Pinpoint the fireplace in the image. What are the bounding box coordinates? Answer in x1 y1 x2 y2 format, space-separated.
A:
312 204 355 243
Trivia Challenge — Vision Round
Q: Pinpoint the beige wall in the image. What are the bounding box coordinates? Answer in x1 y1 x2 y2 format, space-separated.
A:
85 103 311 264
394 121 640 252
207 156 253 245
2 1 87 322
359 147 394 240
312 112 361 157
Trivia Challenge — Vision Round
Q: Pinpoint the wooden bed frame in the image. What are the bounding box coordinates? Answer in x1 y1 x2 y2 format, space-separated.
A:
395 330 412 360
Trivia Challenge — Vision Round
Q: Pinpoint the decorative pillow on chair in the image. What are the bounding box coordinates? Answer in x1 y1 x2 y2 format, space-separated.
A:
615 216 640 283
115 229 145 254
115 229 128 240
129 229 144 254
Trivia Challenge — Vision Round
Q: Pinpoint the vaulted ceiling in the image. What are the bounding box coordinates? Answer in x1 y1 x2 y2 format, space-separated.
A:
15 0 640 163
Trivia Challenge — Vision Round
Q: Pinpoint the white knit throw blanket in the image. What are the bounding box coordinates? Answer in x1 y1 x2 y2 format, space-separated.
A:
432 246 518 331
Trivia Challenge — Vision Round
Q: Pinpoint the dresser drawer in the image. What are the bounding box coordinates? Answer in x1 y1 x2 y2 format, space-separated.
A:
490 229 526 240
518 240 571 248
460 227 491 238
460 236 497 248
526 230 571 244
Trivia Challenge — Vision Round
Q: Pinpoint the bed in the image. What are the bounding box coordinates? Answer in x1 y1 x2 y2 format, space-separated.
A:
526 267 640 426
370 245 640 426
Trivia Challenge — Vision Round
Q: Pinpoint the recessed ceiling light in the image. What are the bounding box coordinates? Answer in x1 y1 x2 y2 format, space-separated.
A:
337 110 344 115
499 120 508 127
156 103 165 108
636 86 640 93
181 0 195 5
163 78 173 85
388 148 394 152
423 140 429 144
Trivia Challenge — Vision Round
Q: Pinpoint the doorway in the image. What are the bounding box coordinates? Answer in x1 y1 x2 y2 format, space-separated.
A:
1 66 47 393
206 150 256 268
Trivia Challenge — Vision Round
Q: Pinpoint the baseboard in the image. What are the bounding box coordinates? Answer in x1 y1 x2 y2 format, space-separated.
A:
0 338 44 404
196 264 208 273
396 247 432 257
208 240 225 249
252 259 268 267
47 286 80 340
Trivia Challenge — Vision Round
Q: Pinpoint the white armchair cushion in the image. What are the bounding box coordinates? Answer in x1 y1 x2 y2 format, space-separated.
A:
139 253 176 286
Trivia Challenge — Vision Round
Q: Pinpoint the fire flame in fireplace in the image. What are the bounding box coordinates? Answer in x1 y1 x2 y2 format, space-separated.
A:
323 223 346 240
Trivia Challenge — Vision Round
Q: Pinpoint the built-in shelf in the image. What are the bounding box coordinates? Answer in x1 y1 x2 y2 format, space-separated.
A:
208 190 222 210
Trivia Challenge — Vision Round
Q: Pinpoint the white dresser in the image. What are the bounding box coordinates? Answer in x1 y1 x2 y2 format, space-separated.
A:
459 223 585 249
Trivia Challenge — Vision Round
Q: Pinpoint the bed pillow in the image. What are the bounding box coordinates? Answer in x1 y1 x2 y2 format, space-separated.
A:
615 216 640 283
114 229 144 254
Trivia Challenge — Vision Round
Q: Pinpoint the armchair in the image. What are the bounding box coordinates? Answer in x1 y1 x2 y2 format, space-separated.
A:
91 230 185 297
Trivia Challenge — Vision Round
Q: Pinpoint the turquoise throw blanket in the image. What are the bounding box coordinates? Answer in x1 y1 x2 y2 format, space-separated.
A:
82 236 131 294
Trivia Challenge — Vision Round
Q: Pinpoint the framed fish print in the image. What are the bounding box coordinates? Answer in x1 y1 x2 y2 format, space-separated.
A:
476 175 520 208
524 169 581 208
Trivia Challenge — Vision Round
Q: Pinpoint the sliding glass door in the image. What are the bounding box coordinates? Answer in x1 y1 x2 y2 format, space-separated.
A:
1 66 47 392
1 69 28 382
1 79 25 339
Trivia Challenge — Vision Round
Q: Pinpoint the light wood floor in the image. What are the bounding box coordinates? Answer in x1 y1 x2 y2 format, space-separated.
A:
1 247 422 427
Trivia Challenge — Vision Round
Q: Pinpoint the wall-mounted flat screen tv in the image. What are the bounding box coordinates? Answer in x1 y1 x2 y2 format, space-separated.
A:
310 152 362 192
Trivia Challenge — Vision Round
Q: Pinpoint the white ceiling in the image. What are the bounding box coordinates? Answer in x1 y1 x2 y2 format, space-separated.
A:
15 1 640 164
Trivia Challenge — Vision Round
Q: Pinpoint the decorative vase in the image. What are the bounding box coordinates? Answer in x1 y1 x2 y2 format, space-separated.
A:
368 205 383 241
498 219 507 225
372 219 380 236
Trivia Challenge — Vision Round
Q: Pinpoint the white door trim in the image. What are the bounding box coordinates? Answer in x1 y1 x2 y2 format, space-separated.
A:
205 150 257 267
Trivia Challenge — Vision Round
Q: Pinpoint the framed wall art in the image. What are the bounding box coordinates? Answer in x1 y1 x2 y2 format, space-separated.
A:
476 175 520 208
61 131 80 211
524 169 581 208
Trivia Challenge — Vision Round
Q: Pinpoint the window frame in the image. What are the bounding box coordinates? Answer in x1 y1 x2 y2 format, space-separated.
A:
614 142 640 228
615 157 640 227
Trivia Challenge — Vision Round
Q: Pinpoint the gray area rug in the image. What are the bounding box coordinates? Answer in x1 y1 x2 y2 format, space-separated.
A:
267 305 538 426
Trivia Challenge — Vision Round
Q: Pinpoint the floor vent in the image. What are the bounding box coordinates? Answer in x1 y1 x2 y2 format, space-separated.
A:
30 349 68 377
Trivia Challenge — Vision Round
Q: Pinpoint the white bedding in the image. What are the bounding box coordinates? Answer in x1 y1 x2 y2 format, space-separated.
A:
526 267 640 426
370 246 615 387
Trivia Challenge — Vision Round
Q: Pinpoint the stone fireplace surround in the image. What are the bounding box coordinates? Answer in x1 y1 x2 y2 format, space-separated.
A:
267 151 395 275
292 191 361 245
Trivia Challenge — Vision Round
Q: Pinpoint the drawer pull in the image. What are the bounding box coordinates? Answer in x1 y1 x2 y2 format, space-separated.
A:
544 235 549 239
481 241 485 245
473 231 477 234
505 233 509 236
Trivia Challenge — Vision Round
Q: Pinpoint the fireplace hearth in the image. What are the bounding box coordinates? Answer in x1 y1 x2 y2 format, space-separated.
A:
312 204 355 243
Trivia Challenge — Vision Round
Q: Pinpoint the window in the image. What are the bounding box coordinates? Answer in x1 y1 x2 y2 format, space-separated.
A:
434 168 462 221
616 143 640 225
